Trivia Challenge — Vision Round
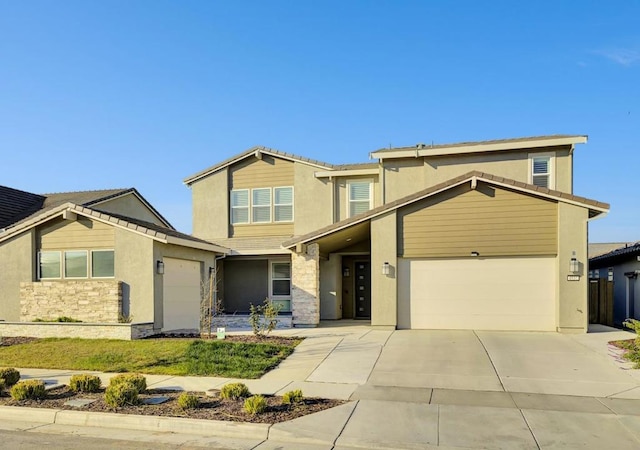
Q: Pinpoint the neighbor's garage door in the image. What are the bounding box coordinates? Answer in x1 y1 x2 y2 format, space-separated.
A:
163 258 201 332
397 257 556 331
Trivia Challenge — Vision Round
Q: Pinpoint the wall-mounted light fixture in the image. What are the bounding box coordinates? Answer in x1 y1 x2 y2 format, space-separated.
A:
343 266 350 277
470 251 480 257
569 251 579 274
209 266 215 275
156 260 165 275
382 262 390 276
608 268 614 282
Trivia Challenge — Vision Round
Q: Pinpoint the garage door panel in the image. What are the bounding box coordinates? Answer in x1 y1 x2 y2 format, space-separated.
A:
163 258 201 332
398 257 556 331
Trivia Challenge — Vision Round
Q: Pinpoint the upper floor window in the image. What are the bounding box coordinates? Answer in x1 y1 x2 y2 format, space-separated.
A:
252 188 271 223
347 180 372 217
230 187 294 225
530 154 553 189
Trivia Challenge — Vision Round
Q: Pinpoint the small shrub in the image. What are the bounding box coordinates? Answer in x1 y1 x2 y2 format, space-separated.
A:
248 298 282 336
220 382 251 400
282 389 304 405
104 382 139 407
69 374 102 393
0 368 21 386
243 394 267 415
33 316 82 323
177 392 200 410
10 380 46 400
109 373 147 393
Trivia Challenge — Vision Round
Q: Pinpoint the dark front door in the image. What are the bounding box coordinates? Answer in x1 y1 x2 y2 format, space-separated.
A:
354 261 371 318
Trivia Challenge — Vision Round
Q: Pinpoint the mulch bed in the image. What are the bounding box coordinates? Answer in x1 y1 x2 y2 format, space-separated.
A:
0 337 39 347
0 386 343 423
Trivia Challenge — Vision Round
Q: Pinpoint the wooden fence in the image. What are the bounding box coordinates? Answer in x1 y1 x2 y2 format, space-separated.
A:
588 278 614 326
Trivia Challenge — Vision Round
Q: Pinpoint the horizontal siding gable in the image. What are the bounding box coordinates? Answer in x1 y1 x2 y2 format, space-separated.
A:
229 154 294 189
229 154 295 237
399 183 557 258
38 217 115 250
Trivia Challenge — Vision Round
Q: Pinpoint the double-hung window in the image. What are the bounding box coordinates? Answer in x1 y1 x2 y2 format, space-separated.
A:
274 187 293 222
252 188 271 223
92 250 115 278
39 251 61 279
530 155 552 188
230 189 250 224
64 250 88 278
347 180 372 217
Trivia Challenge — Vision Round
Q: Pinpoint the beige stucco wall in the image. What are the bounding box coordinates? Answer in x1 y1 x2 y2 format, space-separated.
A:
383 146 574 203
114 228 155 325
191 167 229 240
153 242 218 330
370 211 397 328
557 202 589 333
294 163 333 235
0 230 35 321
94 193 166 226
383 158 427 202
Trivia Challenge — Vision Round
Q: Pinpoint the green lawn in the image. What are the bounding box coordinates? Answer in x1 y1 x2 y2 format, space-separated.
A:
0 338 299 378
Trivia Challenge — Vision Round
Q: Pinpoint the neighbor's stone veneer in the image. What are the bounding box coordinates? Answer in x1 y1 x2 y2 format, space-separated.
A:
291 243 320 326
20 280 122 323
0 322 156 340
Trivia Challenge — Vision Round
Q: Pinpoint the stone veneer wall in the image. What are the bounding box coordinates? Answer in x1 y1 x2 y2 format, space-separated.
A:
20 281 122 323
0 322 156 340
291 243 320 326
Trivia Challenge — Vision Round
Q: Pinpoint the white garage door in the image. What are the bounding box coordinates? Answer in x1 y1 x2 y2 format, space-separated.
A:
398 257 556 331
163 258 201 332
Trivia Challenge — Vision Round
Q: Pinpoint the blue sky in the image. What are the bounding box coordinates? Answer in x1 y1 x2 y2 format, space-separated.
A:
1 1 638 242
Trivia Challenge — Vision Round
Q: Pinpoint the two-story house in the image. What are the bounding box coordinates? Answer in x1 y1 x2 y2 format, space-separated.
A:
185 135 609 333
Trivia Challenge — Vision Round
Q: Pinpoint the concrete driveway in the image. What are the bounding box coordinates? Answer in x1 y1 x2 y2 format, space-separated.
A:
300 324 640 398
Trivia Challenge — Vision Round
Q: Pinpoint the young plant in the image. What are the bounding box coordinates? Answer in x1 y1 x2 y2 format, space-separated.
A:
177 392 200 410
0 368 21 386
249 298 282 337
282 389 304 405
69 374 102 393
109 373 147 394
10 380 46 400
104 382 139 408
243 394 267 415
220 382 251 400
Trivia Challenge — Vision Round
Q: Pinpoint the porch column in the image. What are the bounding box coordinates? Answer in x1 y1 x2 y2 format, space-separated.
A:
291 243 320 327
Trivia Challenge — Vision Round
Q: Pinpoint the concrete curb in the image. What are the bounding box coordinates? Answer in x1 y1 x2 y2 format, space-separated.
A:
0 405 271 440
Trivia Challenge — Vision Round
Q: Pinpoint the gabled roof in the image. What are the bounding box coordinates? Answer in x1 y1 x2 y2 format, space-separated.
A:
183 145 374 185
2 188 174 231
0 186 45 229
0 202 228 253
283 170 609 249
590 242 640 266
370 134 588 159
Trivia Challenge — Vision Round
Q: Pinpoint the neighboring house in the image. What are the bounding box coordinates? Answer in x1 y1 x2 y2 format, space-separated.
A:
589 243 640 326
185 134 609 333
0 186 226 336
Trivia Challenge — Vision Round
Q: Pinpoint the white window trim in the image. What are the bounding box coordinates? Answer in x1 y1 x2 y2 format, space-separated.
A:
252 187 272 223
91 249 115 279
528 152 555 190
230 186 295 225
230 189 250 225
268 259 292 300
38 250 62 280
63 250 89 279
273 186 294 223
346 179 373 218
